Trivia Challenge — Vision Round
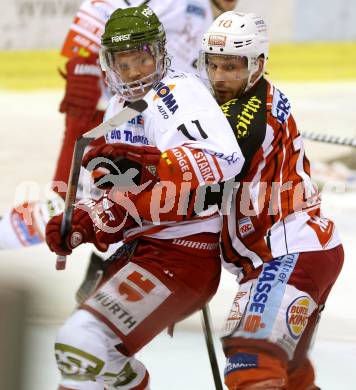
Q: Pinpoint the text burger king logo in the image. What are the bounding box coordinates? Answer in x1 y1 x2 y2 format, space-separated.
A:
287 296 310 339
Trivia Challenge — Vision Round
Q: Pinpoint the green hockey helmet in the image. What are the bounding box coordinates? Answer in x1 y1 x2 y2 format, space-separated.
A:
100 6 167 101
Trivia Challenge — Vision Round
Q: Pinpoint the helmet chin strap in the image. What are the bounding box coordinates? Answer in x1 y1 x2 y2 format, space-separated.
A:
243 57 265 94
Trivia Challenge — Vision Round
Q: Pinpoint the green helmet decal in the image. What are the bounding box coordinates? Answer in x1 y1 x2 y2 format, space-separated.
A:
101 5 166 50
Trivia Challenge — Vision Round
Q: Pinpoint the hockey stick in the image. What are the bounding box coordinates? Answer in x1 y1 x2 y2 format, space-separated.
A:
301 131 356 148
201 304 224 390
56 99 148 270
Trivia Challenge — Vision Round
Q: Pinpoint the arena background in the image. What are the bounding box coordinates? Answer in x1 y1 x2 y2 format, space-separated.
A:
0 1 356 389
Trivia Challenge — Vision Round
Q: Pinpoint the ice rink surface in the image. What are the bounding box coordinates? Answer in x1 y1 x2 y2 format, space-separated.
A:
0 82 356 389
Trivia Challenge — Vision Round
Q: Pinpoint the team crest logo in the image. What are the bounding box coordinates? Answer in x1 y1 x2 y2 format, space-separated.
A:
287 296 310 339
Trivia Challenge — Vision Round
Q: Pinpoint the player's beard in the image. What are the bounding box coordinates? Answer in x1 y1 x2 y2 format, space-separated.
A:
213 80 248 105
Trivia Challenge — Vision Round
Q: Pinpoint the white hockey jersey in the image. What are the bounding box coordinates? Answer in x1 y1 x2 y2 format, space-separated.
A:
103 69 244 240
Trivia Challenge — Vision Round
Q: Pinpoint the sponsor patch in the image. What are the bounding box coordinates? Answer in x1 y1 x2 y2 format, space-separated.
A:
208 34 226 47
106 114 145 143
157 105 169 120
153 82 178 115
127 114 144 126
253 17 267 33
273 89 291 124
111 362 138 387
192 150 215 181
172 238 219 251
222 290 249 336
111 34 131 43
55 343 104 380
241 254 298 338
106 129 148 145
238 217 255 237
221 96 263 139
224 353 258 375
84 263 171 335
74 64 101 76
287 296 310 339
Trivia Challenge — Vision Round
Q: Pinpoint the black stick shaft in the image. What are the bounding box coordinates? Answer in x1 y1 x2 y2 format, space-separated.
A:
201 305 224 390
56 137 91 270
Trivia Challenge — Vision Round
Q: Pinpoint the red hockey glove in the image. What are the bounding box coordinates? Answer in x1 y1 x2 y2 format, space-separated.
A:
59 55 102 118
82 143 162 189
45 197 134 256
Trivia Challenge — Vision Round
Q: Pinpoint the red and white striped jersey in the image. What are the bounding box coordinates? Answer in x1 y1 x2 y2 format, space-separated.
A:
220 77 341 280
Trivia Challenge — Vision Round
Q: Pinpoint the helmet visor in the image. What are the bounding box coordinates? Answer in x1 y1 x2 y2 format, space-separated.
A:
198 52 251 82
100 42 165 100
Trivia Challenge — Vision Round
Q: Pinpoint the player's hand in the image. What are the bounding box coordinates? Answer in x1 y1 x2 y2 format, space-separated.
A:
45 197 131 256
59 55 102 118
82 143 162 188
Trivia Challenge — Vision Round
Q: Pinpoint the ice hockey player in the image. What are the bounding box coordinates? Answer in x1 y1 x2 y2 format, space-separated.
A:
0 0 239 252
53 0 240 196
45 6 243 389
198 11 344 389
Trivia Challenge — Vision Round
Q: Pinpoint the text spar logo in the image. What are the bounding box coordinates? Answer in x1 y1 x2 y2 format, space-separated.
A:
287 296 310 339
153 82 179 114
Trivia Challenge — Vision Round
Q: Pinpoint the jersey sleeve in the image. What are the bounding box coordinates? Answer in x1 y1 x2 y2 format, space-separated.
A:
61 0 117 59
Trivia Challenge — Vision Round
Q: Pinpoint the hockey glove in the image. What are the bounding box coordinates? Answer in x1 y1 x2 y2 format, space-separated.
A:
82 143 162 189
59 55 102 118
45 197 134 256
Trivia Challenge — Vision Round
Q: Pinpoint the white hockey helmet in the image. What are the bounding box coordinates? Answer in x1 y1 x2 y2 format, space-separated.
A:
198 11 269 90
